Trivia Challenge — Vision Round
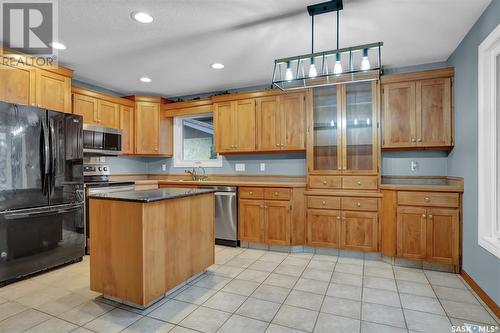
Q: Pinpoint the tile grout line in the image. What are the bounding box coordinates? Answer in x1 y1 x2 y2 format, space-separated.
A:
392 261 409 331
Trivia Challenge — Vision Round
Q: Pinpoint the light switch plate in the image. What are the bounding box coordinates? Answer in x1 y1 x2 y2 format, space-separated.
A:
260 163 266 171
410 160 419 172
235 163 245 172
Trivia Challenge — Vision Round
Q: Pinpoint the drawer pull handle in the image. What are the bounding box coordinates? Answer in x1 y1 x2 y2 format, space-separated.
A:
424 197 430 202
422 214 427 218
274 192 279 196
357 202 361 207
357 181 362 185
322 201 326 205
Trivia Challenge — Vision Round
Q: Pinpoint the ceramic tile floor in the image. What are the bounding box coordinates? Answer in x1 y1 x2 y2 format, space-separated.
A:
0 246 498 333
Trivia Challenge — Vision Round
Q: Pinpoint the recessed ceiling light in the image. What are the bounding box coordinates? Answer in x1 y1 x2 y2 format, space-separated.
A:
139 77 152 83
50 42 66 50
210 63 225 70
131 12 153 23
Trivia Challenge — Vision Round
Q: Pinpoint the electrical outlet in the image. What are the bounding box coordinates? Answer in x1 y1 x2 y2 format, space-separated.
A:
161 164 167 171
260 163 266 172
100 156 106 163
410 160 419 172
235 163 245 172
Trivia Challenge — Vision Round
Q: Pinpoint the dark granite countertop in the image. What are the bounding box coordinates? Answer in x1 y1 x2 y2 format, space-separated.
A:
89 188 216 203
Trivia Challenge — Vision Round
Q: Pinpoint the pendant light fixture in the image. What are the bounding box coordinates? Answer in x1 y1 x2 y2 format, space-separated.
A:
272 0 383 91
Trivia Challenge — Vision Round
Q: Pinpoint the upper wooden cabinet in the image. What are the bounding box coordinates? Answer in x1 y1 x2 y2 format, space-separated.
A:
214 99 256 153
256 93 306 152
72 86 131 129
381 68 454 150
0 52 72 112
126 96 173 156
120 105 134 155
212 90 306 154
308 81 379 175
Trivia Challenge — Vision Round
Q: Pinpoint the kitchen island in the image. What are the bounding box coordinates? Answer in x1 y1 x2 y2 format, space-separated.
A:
89 188 215 308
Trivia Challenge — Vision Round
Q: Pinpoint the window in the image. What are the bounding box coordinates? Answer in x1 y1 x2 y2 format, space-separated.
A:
478 23 500 259
173 114 223 168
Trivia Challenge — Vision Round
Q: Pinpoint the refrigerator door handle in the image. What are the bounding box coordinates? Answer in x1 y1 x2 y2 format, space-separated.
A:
0 203 83 219
49 118 56 194
41 119 50 195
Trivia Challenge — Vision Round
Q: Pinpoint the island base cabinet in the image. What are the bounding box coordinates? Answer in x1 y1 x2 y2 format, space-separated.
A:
89 194 214 307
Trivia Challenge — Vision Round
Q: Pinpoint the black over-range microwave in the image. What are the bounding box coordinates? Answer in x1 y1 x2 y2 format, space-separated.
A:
83 124 122 155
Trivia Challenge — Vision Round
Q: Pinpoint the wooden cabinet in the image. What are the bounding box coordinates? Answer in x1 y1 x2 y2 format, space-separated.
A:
35 70 71 113
256 93 305 152
306 194 379 251
0 53 72 109
238 187 296 245
214 99 256 153
425 208 459 265
128 96 172 156
0 63 35 105
98 100 119 128
120 105 134 154
73 93 99 123
397 207 427 260
342 211 378 252
382 69 454 149
307 209 342 248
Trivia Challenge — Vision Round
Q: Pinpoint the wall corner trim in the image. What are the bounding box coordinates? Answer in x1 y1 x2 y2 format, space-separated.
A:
460 269 500 318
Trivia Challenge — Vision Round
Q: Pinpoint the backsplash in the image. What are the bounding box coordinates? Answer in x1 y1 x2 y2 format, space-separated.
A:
381 151 448 176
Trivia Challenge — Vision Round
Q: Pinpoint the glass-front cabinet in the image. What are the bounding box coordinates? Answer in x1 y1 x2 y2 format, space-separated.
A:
308 81 379 175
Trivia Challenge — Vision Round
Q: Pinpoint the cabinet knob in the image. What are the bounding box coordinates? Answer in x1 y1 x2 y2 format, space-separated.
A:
417 138 422 142
337 216 341 220
357 202 361 207
424 197 430 202
323 181 327 185
411 138 416 143
322 201 326 205
276 144 280 147
249 191 253 195
357 181 362 186
274 192 279 196
31 103 36 106
428 214 433 219
422 214 427 218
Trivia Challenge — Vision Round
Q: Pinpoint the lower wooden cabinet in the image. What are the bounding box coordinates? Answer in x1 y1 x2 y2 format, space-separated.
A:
342 211 378 252
306 195 379 251
239 199 291 245
307 210 342 248
396 204 459 265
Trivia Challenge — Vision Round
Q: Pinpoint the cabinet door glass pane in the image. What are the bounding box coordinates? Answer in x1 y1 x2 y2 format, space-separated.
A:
313 86 339 170
345 82 373 171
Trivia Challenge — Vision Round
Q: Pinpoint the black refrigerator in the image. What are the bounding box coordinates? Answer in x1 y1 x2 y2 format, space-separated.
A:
0 101 84 286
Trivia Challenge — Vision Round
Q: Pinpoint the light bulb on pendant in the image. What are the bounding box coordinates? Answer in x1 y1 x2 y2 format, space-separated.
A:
285 61 293 81
361 48 371 71
333 53 343 75
309 58 318 78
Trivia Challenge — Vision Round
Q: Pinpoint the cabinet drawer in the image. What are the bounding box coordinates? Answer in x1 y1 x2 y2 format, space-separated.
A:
398 191 459 208
307 196 341 209
342 176 378 190
309 175 342 189
239 187 264 199
264 188 291 201
342 197 378 211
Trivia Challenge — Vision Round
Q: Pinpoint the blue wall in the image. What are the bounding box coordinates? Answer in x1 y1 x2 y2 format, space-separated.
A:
446 0 500 304
382 151 448 176
147 153 306 176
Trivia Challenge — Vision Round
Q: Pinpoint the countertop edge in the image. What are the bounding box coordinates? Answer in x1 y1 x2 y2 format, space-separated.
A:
89 190 215 203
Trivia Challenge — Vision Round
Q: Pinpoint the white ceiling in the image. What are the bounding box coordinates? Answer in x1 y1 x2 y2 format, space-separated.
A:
57 0 491 97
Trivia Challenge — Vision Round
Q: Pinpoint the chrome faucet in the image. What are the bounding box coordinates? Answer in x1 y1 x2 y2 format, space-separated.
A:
185 167 208 181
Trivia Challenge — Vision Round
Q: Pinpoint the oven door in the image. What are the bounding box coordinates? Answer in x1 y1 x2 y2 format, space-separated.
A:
0 203 84 285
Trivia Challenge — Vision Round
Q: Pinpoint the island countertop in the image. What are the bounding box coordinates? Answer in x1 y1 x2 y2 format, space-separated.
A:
89 188 216 203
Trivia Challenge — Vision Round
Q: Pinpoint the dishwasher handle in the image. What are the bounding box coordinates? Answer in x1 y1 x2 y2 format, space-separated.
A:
214 192 236 197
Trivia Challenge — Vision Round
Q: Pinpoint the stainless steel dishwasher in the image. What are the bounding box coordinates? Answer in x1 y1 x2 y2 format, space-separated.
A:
200 186 238 247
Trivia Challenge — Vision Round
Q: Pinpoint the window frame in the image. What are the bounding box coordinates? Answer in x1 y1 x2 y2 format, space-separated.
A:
173 113 223 168
478 23 500 259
